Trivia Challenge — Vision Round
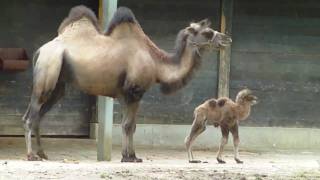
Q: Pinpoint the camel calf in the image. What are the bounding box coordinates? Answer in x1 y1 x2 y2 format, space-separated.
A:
185 89 258 164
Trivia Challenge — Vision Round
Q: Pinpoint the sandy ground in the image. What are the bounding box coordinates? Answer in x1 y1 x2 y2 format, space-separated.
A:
0 138 320 180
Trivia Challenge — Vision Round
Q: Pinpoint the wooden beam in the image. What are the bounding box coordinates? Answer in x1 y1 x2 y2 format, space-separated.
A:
97 0 117 161
218 0 234 98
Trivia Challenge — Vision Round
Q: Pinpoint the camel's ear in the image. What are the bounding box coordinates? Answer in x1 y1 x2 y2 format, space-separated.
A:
186 27 197 35
198 19 211 27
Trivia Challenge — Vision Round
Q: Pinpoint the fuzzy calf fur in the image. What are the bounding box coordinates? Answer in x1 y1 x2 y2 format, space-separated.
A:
185 89 258 164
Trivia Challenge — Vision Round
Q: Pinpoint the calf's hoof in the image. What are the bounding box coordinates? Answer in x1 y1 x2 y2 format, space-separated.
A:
27 153 42 161
121 155 143 163
37 150 48 160
235 158 243 164
189 160 202 163
217 158 226 164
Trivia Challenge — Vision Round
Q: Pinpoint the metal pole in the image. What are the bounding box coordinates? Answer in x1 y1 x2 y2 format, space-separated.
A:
97 0 118 161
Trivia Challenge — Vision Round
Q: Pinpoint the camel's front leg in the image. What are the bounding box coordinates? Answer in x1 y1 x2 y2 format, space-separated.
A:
216 125 229 163
121 101 142 162
230 123 243 164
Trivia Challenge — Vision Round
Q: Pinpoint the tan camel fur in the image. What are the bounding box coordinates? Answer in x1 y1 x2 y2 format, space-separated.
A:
22 5 232 162
185 89 258 164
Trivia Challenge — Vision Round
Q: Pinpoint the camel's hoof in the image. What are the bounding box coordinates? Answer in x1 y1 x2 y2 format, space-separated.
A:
121 155 143 163
37 150 48 160
217 158 226 164
27 153 42 161
189 160 202 163
235 158 243 164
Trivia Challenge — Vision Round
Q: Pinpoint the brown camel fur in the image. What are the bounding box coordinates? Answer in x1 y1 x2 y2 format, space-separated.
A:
185 89 258 164
22 5 232 162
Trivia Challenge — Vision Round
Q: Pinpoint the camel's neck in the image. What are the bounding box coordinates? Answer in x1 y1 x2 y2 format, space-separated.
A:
236 103 251 121
153 31 202 94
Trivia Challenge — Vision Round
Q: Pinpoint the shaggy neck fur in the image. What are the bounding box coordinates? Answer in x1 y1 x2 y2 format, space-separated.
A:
105 7 203 94
235 101 252 121
156 30 202 94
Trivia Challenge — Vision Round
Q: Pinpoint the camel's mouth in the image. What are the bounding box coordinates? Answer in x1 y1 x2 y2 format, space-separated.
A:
219 34 232 47
252 100 258 105
208 32 232 50
251 96 258 105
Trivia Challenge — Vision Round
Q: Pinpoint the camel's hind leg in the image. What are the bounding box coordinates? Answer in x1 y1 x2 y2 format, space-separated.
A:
36 82 65 159
23 83 65 161
23 42 65 160
23 97 42 161
185 110 207 163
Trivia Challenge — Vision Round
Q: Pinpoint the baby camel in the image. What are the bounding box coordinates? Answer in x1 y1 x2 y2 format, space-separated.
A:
184 89 257 164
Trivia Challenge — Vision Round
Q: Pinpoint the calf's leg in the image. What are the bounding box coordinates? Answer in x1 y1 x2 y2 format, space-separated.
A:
185 111 207 163
230 123 243 163
216 125 229 163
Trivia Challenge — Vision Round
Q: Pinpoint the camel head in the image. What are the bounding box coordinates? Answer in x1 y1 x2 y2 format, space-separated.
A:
185 19 232 52
235 89 258 106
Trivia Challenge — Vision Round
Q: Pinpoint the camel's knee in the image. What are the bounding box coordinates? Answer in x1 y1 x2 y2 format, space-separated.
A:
233 138 240 146
184 136 191 148
221 137 228 146
24 101 41 128
23 119 32 131
122 120 136 134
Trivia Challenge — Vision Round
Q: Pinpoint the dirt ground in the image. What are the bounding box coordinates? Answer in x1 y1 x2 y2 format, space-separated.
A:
0 138 319 180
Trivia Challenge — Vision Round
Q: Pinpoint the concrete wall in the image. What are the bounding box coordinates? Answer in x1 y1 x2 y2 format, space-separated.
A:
230 0 320 128
110 124 320 151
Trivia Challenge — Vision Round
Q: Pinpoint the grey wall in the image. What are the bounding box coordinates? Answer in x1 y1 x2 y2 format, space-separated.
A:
230 0 320 127
114 0 221 124
0 0 98 135
1 0 319 134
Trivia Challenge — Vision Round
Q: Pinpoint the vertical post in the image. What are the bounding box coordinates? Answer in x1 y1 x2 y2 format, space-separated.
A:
218 0 233 98
97 0 117 161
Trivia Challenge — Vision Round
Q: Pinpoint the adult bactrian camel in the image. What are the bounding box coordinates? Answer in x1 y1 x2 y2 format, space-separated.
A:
22 5 232 162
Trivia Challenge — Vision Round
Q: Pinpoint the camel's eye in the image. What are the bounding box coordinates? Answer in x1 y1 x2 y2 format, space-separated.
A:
201 30 214 39
246 95 257 101
186 27 197 35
